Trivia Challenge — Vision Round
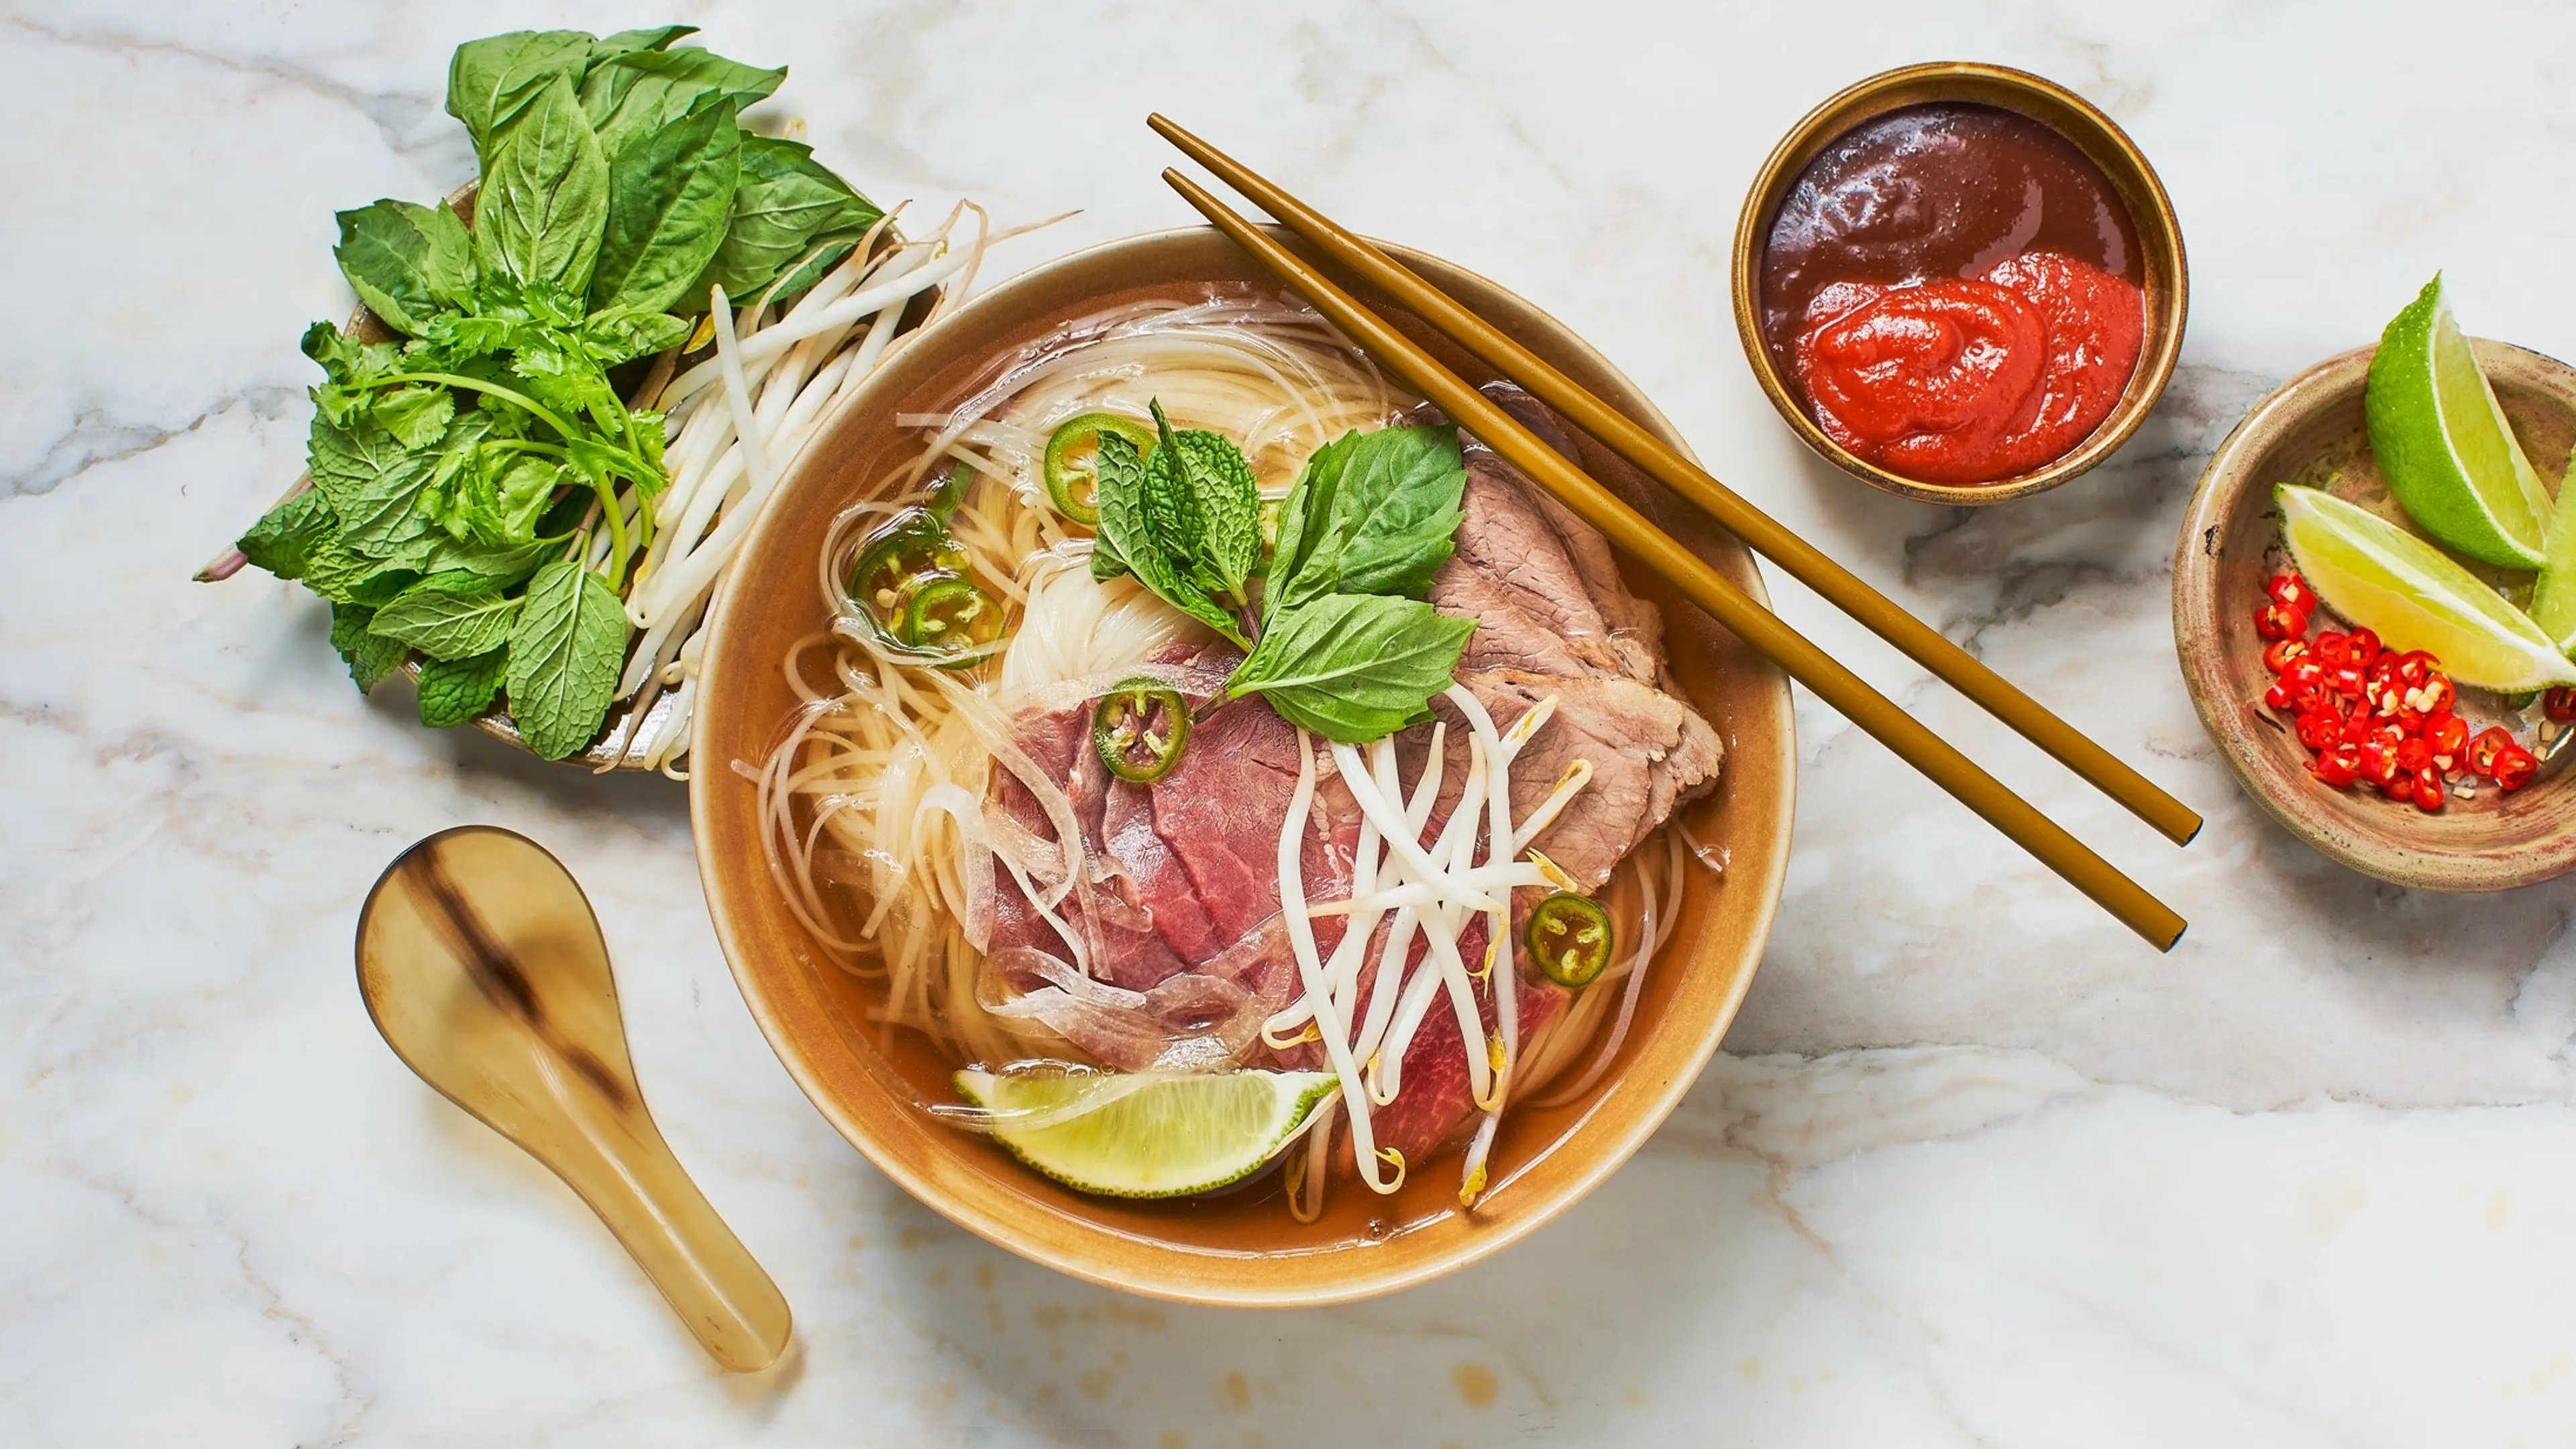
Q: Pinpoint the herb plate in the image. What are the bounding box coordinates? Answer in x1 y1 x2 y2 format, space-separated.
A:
2174 338 2576 890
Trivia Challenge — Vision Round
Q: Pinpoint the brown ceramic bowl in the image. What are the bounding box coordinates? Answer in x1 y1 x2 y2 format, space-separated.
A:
688 227 1796 1305
1730 61 2189 506
2174 339 2576 890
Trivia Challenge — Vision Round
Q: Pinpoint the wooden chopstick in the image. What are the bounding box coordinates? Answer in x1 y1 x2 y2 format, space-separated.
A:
1159 166 2187 951
1148 115 2200 851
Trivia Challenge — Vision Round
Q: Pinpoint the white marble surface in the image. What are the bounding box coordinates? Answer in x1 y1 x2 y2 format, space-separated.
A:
10 1 2576 1442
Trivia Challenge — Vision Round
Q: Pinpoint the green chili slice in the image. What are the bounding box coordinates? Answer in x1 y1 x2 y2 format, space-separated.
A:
1525 892 1615 987
928 459 974 527
900 577 1003 662
1091 677 1191 784
1043 412 1157 526
852 511 967 637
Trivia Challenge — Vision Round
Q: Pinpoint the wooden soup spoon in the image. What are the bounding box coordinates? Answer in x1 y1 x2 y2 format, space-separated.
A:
356 825 790 1371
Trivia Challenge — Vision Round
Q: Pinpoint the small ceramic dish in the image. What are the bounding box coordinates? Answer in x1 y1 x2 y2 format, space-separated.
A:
2173 339 2576 890
688 227 1796 1305
1729 60 2188 506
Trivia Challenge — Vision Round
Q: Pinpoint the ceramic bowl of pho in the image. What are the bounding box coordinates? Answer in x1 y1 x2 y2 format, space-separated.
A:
690 227 1795 1305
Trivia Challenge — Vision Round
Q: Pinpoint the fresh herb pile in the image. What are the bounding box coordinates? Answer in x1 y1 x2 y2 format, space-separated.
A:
235 25 884 758
1090 404 1477 741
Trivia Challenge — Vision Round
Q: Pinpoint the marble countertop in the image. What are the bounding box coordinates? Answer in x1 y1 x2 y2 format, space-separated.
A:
11 1 2576 1442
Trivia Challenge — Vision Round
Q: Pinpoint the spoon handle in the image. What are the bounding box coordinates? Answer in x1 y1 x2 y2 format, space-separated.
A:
529 1049 792 1372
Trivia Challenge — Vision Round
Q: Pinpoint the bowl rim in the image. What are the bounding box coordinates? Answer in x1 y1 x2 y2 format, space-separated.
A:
2171 336 2576 890
1728 60 2190 506
686 225 1798 1305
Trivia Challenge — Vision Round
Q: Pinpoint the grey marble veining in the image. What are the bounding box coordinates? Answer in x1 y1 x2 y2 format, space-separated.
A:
9 1 2576 1444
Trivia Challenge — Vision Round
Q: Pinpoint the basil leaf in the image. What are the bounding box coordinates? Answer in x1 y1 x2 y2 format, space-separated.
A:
329 602 411 694
446 30 594 160
505 561 629 759
1092 431 1244 645
370 574 523 661
1227 594 1476 743
474 74 608 298
333 200 474 335
579 48 783 161
1266 425 1464 625
588 25 697 62
237 488 339 580
419 647 508 729
308 412 439 561
694 136 881 302
590 93 742 313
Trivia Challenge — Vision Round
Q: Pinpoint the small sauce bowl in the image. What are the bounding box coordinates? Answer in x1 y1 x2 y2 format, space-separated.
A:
1730 61 2188 506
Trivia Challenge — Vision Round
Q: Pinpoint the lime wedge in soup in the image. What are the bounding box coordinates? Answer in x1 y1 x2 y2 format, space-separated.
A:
954 1068 1336 1199
2363 273 2554 569
2528 444 2576 652
2277 484 2576 690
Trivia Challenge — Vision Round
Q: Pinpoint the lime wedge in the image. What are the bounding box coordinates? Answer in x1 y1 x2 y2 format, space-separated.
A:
953 1068 1335 1198
2530 443 2576 651
2363 273 2552 568
2279 484 2576 690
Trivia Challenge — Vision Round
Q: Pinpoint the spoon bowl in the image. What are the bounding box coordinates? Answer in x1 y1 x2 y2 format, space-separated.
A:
355 825 790 1371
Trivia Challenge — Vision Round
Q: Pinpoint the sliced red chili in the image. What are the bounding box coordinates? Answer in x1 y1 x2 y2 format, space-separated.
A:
2311 744 2361 788
1526 892 1616 988
2345 627 2381 666
2254 602 2307 640
2468 726 2516 777
2262 638 2310 674
2411 768 2447 813
2295 710 2344 751
1091 678 1191 784
2494 744 2540 792
2268 572 2320 614
2548 689 2576 724
2312 630 2350 667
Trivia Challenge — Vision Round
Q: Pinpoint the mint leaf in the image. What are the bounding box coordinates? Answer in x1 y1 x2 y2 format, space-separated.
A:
446 30 594 160
474 73 608 298
370 574 523 661
307 412 440 561
302 543 419 607
589 93 741 314
505 561 629 759
1227 594 1476 744
333 199 474 335
1091 430 1243 645
1265 425 1464 625
237 488 339 580
1151 402 1263 605
329 602 411 694
414 533 557 588
419 647 508 728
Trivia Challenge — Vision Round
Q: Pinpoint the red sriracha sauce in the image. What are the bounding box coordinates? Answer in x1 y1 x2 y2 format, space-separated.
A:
1760 102 2149 486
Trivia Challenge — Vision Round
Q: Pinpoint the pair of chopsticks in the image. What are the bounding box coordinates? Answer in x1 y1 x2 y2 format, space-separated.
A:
1148 114 2197 951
